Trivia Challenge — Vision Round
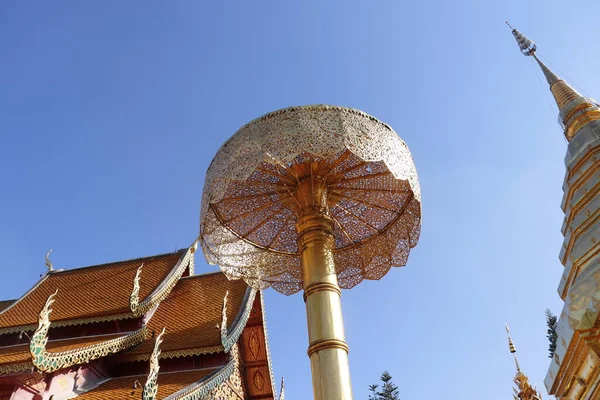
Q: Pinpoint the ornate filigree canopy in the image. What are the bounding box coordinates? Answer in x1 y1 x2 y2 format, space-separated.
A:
200 105 421 295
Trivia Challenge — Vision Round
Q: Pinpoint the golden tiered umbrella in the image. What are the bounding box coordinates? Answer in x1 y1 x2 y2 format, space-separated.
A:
200 105 421 400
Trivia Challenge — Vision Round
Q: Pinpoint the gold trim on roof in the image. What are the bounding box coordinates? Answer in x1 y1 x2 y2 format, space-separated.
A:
120 346 224 363
30 291 148 373
0 362 32 376
143 328 165 400
130 241 198 317
0 312 136 336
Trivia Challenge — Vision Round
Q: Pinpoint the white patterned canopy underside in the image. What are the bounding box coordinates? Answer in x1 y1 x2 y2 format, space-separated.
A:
200 105 421 295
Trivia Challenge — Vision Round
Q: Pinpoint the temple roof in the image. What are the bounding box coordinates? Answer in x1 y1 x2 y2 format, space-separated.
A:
0 333 123 374
0 251 185 332
0 301 13 313
76 369 216 399
122 272 248 360
0 245 276 399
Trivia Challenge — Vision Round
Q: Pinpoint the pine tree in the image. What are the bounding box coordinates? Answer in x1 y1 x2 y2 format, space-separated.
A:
546 309 558 358
368 384 379 400
368 371 400 399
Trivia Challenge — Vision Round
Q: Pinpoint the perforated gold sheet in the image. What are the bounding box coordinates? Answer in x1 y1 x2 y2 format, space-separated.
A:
200 105 421 295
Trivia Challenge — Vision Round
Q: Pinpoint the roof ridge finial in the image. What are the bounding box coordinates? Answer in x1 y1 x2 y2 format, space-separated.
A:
45 249 54 272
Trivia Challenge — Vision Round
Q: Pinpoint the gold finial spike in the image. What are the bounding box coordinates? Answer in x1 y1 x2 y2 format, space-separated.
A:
505 323 516 353
507 23 537 56
45 249 54 272
505 324 522 373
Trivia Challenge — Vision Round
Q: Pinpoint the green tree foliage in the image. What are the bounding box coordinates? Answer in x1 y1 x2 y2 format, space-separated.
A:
368 371 400 400
368 384 379 400
546 308 558 358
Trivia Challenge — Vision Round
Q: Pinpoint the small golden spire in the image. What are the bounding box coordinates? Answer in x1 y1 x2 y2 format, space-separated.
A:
507 23 600 141
505 324 542 400
505 324 521 373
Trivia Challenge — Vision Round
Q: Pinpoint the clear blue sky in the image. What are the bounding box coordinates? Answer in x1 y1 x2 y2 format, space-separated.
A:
1 1 598 398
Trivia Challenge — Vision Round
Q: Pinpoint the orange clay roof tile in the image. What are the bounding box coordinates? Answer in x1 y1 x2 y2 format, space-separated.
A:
0 301 13 313
124 273 248 357
0 251 184 329
76 370 216 399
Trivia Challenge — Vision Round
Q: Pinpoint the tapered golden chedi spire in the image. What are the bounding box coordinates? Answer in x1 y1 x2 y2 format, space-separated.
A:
508 22 600 141
505 325 542 400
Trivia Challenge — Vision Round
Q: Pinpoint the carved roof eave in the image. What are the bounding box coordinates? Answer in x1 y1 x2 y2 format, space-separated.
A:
139 286 255 400
120 345 224 363
131 241 198 317
0 243 196 337
0 312 137 336
222 287 257 352
165 355 236 400
260 290 277 396
33 326 149 373
0 362 33 376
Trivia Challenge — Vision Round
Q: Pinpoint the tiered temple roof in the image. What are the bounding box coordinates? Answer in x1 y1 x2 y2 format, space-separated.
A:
0 242 277 399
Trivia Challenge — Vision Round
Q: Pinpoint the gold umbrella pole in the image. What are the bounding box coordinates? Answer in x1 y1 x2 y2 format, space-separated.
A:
295 176 353 400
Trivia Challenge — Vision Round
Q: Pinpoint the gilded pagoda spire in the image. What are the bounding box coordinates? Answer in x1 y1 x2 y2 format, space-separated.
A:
505 324 542 400
508 22 600 141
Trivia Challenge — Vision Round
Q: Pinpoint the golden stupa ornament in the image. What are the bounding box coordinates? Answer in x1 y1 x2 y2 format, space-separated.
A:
508 22 600 141
200 105 421 400
506 324 542 400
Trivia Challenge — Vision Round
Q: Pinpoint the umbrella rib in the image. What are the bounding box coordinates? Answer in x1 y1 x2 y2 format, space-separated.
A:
222 199 278 224
267 212 295 249
337 187 409 194
241 204 283 239
242 181 294 190
325 150 353 174
335 170 393 183
219 191 285 203
331 215 357 247
272 160 301 184
332 192 399 214
334 160 368 177
255 167 297 185
332 203 380 233
327 161 369 192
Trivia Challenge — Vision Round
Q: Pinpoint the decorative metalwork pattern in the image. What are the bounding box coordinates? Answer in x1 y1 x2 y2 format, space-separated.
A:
165 352 237 400
121 346 223 363
30 291 148 373
248 328 260 360
200 105 421 294
220 291 228 349
260 291 277 396
130 241 197 317
222 288 257 353
253 370 265 391
143 328 166 400
0 362 31 376
141 287 255 399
